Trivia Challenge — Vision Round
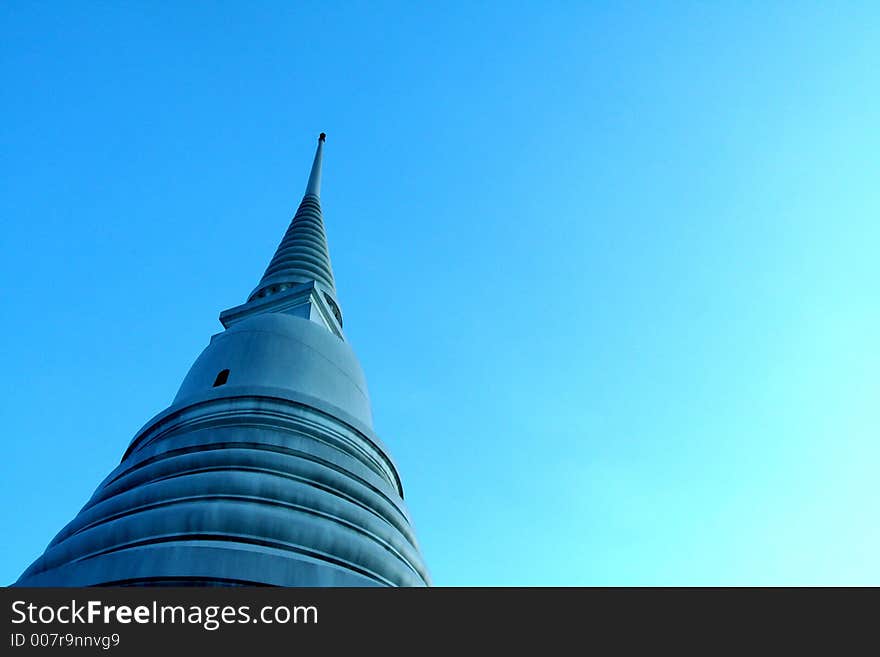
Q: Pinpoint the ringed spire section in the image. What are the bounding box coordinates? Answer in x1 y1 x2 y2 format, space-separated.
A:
249 133 340 321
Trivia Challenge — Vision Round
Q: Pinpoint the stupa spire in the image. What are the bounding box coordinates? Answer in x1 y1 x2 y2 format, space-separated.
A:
247 133 339 318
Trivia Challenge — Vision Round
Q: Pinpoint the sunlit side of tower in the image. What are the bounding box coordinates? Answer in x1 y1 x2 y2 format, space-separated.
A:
17 134 430 587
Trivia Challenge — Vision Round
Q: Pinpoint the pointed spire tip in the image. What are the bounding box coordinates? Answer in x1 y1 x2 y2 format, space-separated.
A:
305 132 325 197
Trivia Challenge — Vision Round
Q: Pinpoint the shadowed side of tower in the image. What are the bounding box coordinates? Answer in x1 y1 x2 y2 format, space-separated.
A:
16 135 430 587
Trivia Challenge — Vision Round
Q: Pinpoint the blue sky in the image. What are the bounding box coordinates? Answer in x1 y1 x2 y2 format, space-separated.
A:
2 2 878 585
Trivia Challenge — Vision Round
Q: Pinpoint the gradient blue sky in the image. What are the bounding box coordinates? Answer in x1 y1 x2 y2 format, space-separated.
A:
2 2 878 586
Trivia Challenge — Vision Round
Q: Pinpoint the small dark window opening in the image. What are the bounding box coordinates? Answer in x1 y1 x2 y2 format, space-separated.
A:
213 369 230 387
